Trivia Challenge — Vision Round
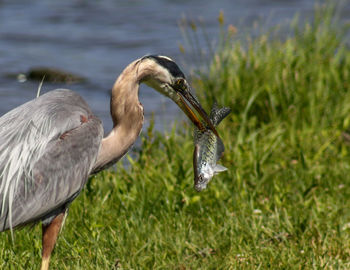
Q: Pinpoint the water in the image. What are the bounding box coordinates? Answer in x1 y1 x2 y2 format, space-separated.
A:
0 0 348 134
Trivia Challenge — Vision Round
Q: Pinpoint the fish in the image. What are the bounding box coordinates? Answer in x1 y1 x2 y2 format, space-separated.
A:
193 102 231 192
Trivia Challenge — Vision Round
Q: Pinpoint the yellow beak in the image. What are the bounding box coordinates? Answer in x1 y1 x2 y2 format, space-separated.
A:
177 90 219 137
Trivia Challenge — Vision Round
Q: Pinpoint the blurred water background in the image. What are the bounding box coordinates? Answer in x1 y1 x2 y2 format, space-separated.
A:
0 0 349 133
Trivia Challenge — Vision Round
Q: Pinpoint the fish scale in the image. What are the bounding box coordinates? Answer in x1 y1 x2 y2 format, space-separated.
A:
193 102 231 191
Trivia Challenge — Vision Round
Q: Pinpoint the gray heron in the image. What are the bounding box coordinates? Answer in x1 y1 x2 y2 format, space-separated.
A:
0 55 217 270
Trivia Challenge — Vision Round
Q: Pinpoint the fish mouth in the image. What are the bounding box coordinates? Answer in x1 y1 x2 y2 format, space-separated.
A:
175 83 219 136
194 173 210 192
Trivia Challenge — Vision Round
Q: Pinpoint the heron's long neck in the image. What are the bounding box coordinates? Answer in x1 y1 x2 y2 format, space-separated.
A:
92 60 145 172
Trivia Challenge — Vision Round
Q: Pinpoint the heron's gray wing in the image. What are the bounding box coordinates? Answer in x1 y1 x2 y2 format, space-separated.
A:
0 89 103 231
9 116 103 229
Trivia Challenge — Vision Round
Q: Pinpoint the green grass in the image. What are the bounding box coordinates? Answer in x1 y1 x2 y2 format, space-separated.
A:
1 3 350 269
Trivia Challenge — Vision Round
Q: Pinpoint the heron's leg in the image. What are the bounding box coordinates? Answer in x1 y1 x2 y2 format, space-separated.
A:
40 212 65 270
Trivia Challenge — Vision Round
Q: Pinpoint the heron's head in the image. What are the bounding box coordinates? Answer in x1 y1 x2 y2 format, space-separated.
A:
139 55 217 133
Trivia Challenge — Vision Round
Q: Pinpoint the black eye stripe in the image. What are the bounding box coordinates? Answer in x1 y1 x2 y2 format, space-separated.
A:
143 55 185 79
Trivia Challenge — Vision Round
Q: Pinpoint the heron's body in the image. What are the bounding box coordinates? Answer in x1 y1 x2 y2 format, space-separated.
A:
0 55 215 270
0 89 103 230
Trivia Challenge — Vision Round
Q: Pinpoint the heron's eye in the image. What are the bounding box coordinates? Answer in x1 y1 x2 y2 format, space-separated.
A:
175 78 186 90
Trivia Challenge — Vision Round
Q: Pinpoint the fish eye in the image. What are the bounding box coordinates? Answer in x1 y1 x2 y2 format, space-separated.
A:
198 174 205 183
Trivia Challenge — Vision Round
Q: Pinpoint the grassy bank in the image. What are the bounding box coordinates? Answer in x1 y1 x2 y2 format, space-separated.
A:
1 3 350 269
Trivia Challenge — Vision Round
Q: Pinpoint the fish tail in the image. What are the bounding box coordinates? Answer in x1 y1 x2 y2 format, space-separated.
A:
210 104 231 126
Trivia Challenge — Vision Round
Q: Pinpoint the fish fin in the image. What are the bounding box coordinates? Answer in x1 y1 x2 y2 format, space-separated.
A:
214 164 228 173
215 138 225 160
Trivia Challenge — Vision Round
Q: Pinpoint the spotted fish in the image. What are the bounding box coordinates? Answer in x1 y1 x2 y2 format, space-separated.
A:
193 103 231 191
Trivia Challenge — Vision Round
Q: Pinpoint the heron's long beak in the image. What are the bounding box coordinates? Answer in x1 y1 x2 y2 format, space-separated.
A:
176 87 219 137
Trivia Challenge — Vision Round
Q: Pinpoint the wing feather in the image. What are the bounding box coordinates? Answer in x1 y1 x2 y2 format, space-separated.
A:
0 89 103 231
